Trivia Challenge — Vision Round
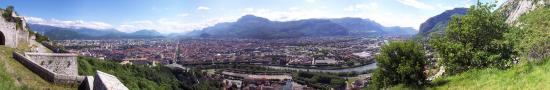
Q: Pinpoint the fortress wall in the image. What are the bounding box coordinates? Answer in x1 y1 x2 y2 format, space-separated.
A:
16 26 29 44
13 52 85 85
78 76 94 90
0 11 30 48
25 53 78 75
93 71 129 90
54 73 86 85
13 52 56 82
40 42 70 53
0 14 17 48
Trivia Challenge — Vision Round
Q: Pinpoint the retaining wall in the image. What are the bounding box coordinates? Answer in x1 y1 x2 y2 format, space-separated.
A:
25 53 78 75
12 52 85 85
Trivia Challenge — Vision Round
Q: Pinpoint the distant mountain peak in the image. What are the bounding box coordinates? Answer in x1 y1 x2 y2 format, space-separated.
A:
418 8 468 38
236 15 270 23
131 29 162 36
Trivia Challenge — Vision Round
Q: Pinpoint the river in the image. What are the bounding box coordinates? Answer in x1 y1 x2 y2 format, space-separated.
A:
262 62 377 73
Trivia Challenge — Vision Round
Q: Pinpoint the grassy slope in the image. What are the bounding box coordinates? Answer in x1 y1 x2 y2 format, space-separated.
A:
389 59 550 90
0 47 18 89
428 60 550 90
0 46 75 90
422 5 550 90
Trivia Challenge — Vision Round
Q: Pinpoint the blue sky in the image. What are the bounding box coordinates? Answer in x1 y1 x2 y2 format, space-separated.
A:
0 0 504 34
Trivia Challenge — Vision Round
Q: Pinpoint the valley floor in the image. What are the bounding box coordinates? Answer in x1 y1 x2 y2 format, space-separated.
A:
0 46 75 90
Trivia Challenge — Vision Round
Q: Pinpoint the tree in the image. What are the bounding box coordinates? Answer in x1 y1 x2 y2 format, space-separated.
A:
430 2 514 75
2 6 15 22
369 41 427 89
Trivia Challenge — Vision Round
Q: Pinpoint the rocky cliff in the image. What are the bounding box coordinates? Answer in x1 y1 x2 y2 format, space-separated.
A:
500 0 549 23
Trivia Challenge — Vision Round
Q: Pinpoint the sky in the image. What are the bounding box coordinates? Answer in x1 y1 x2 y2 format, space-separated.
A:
0 0 505 34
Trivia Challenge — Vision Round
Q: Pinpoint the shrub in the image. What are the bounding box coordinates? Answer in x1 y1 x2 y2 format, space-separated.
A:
369 41 427 89
430 2 514 75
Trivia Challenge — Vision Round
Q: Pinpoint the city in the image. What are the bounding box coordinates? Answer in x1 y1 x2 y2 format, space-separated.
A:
55 36 393 68
52 36 404 89
1 0 549 90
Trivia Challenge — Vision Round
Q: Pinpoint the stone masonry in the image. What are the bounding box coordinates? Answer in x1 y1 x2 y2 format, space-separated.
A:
5 9 128 89
93 71 129 90
25 52 78 75
0 10 29 48
13 52 85 85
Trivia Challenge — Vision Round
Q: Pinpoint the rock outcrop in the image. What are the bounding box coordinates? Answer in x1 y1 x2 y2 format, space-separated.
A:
500 0 549 23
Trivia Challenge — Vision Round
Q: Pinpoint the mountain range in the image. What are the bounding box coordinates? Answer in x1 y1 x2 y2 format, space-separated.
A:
28 15 419 40
27 24 164 40
187 15 417 39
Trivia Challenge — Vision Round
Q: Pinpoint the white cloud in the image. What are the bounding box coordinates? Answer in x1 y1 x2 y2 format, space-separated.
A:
305 0 316 3
396 0 434 10
241 8 339 21
25 16 236 34
289 7 300 11
25 16 113 30
344 3 379 11
115 17 237 33
352 12 424 30
197 6 210 10
178 13 189 17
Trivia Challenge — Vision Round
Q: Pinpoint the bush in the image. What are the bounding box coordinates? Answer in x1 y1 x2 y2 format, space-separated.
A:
369 41 427 89
430 2 514 75
2 6 14 22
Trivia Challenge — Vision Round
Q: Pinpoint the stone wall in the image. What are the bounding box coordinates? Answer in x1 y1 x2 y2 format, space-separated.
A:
25 53 78 75
0 11 29 48
79 76 94 90
0 11 18 47
93 71 129 90
12 52 85 85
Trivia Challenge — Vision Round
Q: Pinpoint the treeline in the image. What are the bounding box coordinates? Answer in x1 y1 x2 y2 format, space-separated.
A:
368 2 550 89
293 72 346 89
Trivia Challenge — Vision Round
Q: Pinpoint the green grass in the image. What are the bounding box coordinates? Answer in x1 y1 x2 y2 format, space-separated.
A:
389 59 550 90
0 47 18 90
429 60 550 90
0 46 75 90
